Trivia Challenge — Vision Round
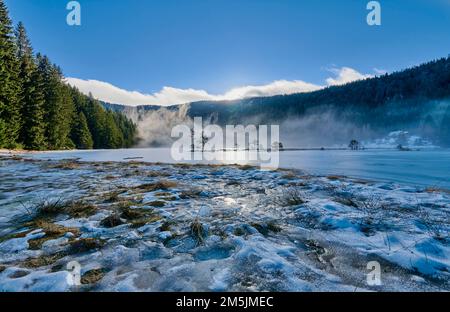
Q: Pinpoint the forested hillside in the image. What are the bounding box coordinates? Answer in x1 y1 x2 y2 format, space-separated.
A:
186 57 450 145
107 56 450 147
0 0 136 150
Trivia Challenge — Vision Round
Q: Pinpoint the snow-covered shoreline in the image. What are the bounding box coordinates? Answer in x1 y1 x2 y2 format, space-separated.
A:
0 149 78 155
0 155 448 291
0 149 37 155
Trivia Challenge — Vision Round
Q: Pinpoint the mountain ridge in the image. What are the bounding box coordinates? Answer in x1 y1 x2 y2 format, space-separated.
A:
101 56 450 147
102 56 450 110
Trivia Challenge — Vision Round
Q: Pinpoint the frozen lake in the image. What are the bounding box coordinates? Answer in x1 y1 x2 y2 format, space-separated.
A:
27 148 450 189
0 155 449 291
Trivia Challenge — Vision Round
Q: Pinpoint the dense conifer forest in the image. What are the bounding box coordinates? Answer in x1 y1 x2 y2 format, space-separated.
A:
0 0 136 150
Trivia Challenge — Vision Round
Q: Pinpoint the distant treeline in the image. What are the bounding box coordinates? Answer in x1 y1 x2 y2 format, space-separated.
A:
0 0 136 150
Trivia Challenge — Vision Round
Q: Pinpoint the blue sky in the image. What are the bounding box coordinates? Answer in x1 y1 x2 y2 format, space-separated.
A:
5 0 450 105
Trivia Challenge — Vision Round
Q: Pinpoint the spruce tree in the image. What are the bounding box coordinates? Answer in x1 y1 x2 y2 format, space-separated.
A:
16 22 46 150
38 55 73 149
0 0 21 148
59 83 75 148
103 110 124 148
85 98 106 148
72 111 94 149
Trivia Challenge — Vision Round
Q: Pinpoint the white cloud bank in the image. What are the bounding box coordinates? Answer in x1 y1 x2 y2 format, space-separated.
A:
66 67 376 107
325 67 373 86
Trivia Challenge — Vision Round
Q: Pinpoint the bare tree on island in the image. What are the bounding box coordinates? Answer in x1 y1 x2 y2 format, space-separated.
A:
190 128 209 152
349 139 360 150
272 142 284 151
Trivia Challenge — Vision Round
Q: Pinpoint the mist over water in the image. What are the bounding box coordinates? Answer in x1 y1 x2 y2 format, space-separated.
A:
122 98 450 149
125 104 193 147
279 112 378 148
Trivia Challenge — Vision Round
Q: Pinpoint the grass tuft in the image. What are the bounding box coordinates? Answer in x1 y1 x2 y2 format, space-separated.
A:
68 238 105 254
32 198 67 218
50 160 80 170
100 214 124 228
28 198 97 219
179 189 202 199
190 219 206 244
334 196 359 208
250 221 282 236
119 207 162 228
102 191 122 203
66 201 97 218
277 187 307 206
22 252 67 269
27 221 80 250
327 175 346 181
81 268 108 285
239 164 256 171
135 180 177 192
148 200 165 207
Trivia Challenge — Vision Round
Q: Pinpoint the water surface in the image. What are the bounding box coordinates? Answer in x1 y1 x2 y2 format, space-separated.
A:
28 148 450 188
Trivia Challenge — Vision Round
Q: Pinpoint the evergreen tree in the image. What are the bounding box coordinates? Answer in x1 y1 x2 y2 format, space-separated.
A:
83 97 104 149
15 22 46 150
103 110 124 148
59 83 76 148
38 56 74 149
0 0 21 148
72 111 93 149
84 97 117 149
113 112 137 147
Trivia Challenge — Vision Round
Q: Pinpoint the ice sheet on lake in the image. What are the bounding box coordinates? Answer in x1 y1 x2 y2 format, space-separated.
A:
0 155 448 291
